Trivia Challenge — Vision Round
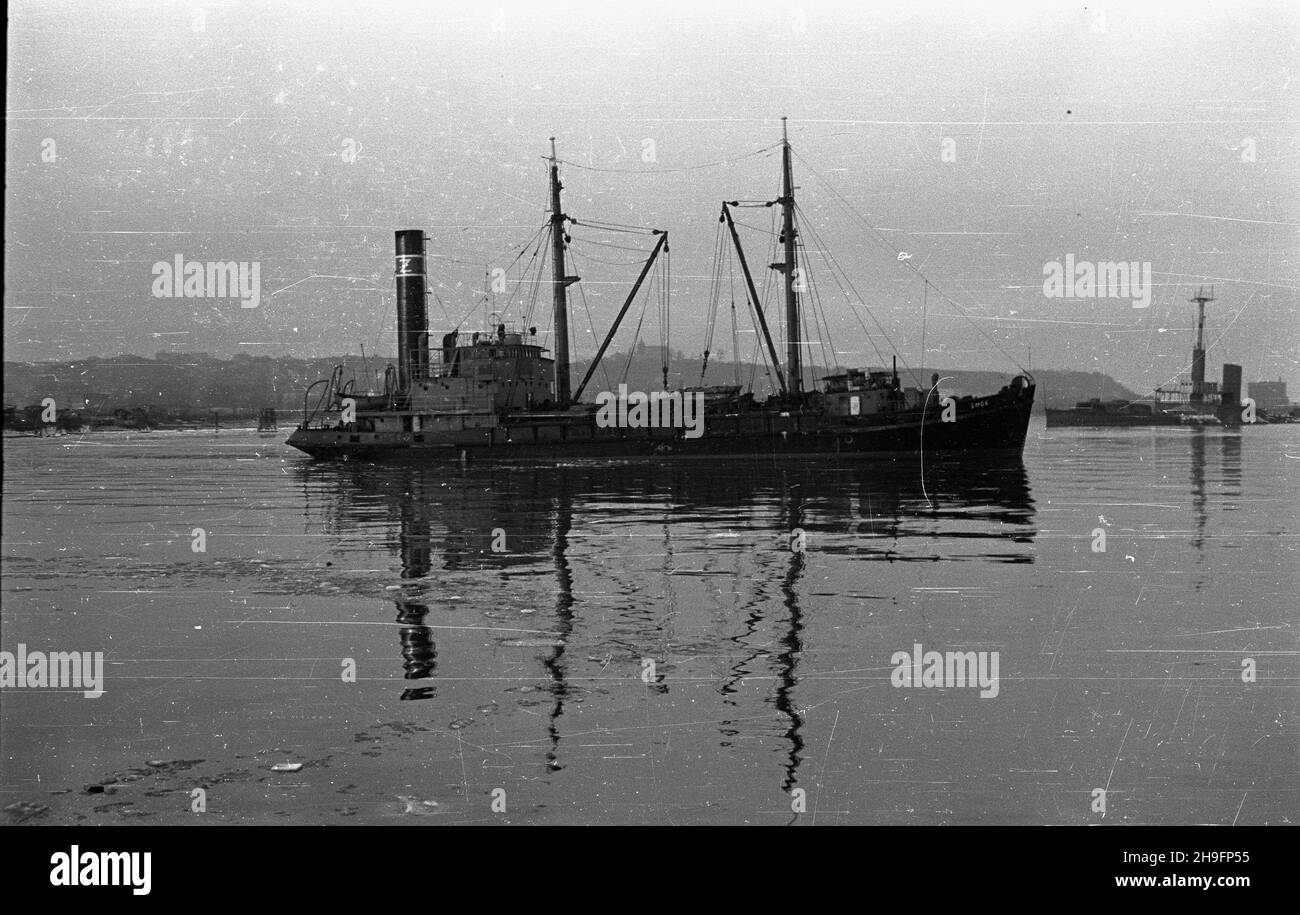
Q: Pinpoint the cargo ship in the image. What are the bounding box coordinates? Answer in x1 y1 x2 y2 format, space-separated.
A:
1045 288 1246 428
287 120 1035 461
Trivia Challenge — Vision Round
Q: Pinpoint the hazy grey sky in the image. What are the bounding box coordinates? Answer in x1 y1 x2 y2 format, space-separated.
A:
6 0 1298 396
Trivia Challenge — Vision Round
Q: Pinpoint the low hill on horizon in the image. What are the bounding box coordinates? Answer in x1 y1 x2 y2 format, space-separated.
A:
3 347 1142 416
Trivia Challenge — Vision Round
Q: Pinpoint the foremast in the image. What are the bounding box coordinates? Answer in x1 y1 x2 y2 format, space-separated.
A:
546 138 667 408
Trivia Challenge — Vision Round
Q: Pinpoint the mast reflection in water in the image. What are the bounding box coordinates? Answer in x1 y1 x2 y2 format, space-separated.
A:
12 425 1293 825
294 455 1036 799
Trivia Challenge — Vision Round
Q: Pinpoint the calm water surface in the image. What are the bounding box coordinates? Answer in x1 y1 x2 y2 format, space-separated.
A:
2 420 1297 824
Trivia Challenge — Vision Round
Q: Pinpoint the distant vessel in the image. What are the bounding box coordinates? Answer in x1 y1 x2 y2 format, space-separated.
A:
1046 287 1245 428
288 120 1035 461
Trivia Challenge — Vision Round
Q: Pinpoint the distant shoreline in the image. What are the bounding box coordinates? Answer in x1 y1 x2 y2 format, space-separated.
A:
4 351 1147 416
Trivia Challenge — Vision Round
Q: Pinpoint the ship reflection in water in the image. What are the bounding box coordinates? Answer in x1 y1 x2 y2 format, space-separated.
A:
6 426 1294 824
292 455 1036 802
1189 428 1242 592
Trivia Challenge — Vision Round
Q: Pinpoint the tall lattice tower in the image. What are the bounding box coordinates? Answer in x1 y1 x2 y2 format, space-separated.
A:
1189 286 1214 404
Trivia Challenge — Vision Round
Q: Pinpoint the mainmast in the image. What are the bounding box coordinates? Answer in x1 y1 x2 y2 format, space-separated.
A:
549 138 577 407
775 117 802 399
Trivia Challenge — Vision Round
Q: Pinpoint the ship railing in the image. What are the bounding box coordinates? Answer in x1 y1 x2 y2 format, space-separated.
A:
300 378 331 429
299 365 354 430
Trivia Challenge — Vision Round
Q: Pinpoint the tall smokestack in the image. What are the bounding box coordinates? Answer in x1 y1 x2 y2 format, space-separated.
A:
395 230 429 391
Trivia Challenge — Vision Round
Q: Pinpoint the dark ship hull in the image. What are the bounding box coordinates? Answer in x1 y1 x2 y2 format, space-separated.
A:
287 381 1034 461
1044 407 1193 428
287 125 1036 464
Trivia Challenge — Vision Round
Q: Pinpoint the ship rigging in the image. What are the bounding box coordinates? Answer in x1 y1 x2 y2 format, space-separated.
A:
287 119 1035 460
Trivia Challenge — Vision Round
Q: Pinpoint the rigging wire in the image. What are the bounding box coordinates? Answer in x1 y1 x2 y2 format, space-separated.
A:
508 227 548 328
748 328 766 393
568 217 660 235
795 200 917 385
556 143 780 175
763 200 783 383
794 204 890 371
661 246 671 387
516 204 668 398
920 280 928 378
730 294 742 388
450 223 547 335
713 201 777 394
700 219 725 384
728 216 776 235
620 280 653 388
565 243 643 267
567 234 657 254
723 237 743 388
526 226 553 347
450 291 486 333
372 292 394 373
795 238 840 381
791 147 1029 376
566 246 614 396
